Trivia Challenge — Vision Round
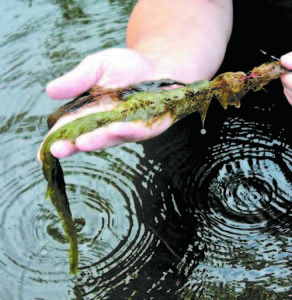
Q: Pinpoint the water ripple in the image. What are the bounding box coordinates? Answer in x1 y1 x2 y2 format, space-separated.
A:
0 127 157 298
60 148 156 298
177 117 292 297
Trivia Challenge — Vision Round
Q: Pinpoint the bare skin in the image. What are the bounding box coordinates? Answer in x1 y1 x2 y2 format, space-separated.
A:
38 0 292 160
38 0 233 159
281 52 292 104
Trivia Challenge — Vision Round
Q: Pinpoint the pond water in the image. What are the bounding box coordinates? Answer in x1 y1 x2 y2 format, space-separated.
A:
1 0 292 299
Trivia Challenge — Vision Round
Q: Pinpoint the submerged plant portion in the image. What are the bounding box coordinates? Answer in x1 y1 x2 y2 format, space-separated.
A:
40 60 289 275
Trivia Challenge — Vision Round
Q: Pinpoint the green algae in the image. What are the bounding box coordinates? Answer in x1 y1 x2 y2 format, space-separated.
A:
40 61 289 274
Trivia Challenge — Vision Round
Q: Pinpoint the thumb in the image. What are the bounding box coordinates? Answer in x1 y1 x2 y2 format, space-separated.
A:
281 52 292 70
281 52 292 105
46 54 104 99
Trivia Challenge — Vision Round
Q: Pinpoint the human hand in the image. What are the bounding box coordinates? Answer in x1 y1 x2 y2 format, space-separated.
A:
281 51 292 104
39 48 174 159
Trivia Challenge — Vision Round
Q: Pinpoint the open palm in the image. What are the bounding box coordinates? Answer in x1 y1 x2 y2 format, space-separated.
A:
39 48 292 160
40 48 174 159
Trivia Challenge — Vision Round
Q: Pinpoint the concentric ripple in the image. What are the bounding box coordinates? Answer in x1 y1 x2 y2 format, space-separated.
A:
66 148 157 299
0 112 156 299
0 0 156 297
179 117 292 297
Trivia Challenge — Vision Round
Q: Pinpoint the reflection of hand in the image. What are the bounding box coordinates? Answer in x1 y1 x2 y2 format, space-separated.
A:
281 52 292 104
40 48 174 158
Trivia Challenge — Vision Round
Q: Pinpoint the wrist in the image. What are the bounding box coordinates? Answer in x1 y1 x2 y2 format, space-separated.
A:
126 0 233 83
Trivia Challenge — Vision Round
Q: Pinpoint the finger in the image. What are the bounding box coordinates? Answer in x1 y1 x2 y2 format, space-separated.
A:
280 53 292 105
46 54 103 99
50 140 79 158
38 101 119 161
281 73 292 102
75 116 173 152
281 72 292 105
284 87 292 105
37 139 78 162
281 52 292 70
281 73 292 89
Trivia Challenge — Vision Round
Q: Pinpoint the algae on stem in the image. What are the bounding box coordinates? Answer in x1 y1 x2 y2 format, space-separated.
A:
40 60 289 274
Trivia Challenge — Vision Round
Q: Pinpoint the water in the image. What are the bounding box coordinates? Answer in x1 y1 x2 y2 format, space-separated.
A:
1 0 292 299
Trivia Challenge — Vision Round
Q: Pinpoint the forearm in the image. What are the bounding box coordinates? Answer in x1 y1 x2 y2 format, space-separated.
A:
126 0 233 82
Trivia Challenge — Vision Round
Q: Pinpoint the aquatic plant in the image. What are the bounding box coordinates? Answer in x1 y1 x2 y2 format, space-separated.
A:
40 60 289 275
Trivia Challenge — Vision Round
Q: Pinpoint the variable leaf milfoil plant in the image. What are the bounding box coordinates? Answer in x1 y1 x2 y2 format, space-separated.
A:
40 60 290 275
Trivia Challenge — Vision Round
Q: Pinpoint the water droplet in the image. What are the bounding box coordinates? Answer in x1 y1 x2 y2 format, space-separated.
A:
201 129 206 135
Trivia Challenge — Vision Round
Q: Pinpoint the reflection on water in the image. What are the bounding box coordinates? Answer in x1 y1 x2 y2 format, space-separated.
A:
134 108 292 299
1 0 292 299
172 117 292 298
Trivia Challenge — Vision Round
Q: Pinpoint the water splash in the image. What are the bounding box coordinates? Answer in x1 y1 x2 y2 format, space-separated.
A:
201 128 207 135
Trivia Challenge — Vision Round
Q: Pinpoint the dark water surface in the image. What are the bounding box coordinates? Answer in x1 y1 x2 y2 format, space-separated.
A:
1 0 292 299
